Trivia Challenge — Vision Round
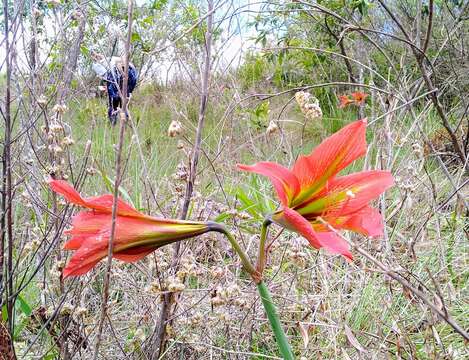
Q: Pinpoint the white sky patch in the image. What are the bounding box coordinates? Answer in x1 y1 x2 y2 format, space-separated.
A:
1 0 263 80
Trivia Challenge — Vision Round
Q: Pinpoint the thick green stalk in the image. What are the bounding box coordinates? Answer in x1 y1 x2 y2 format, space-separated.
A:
256 218 271 274
257 281 295 360
211 222 258 278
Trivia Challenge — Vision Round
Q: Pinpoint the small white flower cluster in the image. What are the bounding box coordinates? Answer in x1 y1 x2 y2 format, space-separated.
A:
173 162 188 181
295 91 323 120
37 95 47 105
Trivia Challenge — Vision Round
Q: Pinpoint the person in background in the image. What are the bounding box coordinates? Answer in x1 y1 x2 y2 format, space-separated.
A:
92 53 138 125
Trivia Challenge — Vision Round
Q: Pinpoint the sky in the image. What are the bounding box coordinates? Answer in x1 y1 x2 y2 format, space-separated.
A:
0 0 262 78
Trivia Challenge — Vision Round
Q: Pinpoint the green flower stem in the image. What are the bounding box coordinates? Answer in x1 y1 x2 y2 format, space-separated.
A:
257 281 295 360
256 218 271 274
211 222 258 278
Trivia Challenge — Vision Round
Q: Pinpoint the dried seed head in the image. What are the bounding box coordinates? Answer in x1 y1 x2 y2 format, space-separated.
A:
60 303 74 315
166 276 185 292
49 122 63 134
295 91 322 120
52 104 67 114
167 120 183 137
86 167 97 175
134 328 146 342
37 94 47 105
61 136 75 146
211 296 225 307
49 144 63 154
412 142 423 157
210 266 225 280
266 121 279 135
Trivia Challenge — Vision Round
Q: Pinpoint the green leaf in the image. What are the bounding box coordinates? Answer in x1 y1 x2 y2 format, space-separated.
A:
95 163 135 207
131 31 142 43
16 295 32 316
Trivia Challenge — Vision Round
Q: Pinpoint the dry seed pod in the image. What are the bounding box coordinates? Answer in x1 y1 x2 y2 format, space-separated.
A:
266 120 279 135
167 120 183 137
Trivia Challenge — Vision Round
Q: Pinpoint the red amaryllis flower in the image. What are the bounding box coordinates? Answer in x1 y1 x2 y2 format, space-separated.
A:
238 119 394 259
339 92 368 108
351 91 368 105
49 180 215 277
338 95 353 108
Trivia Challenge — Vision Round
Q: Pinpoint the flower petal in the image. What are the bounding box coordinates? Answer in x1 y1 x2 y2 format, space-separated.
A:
274 207 352 259
340 206 384 237
84 194 144 217
48 178 145 217
339 95 353 108
291 119 367 205
113 245 157 262
62 216 211 277
63 257 102 277
315 232 353 260
297 170 394 217
237 162 300 205
48 179 87 207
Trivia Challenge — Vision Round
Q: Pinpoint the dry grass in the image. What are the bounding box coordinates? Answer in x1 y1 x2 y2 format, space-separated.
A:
10 83 468 359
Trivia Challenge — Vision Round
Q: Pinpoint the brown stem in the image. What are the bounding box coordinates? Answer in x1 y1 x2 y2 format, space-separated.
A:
1 1 16 356
376 0 467 169
317 218 469 341
150 1 215 357
92 1 134 358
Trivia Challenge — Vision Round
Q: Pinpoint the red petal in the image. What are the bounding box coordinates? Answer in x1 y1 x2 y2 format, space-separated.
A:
305 170 394 217
63 257 102 277
113 246 157 262
339 95 352 108
279 207 352 259
315 232 353 260
48 178 145 217
291 119 367 203
61 215 211 277
84 194 144 217
48 179 87 207
340 206 384 237
237 162 300 205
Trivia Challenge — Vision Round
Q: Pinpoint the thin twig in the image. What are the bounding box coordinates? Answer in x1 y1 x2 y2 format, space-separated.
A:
317 217 469 341
93 1 134 358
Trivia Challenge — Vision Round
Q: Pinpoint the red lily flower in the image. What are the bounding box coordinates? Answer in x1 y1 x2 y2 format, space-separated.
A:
49 179 214 277
351 91 368 105
238 119 394 259
339 92 368 108
338 95 353 108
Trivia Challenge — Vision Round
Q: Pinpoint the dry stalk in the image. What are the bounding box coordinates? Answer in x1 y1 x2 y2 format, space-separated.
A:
316 217 469 342
149 1 215 357
92 0 134 358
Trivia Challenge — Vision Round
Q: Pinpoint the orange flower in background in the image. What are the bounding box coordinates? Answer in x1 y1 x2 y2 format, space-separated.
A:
338 95 353 108
49 180 214 277
238 119 394 260
339 92 368 108
351 91 368 105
